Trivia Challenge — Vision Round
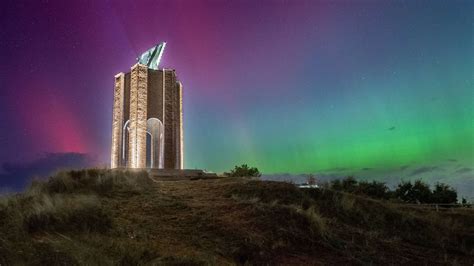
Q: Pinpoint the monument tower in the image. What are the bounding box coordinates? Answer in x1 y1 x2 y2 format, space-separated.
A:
110 42 183 169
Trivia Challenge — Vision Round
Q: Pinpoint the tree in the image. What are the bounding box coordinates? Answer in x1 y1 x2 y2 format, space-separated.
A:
395 181 415 202
395 180 432 203
356 180 389 199
431 183 457 204
411 180 432 203
341 176 358 192
225 164 261 178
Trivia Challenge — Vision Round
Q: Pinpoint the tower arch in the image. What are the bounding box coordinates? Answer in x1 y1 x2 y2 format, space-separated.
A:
146 118 164 168
122 120 130 167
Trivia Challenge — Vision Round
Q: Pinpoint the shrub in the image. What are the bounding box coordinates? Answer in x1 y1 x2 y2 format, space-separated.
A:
341 176 358 192
225 164 261 178
331 176 358 192
394 181 414 202
411 180 432 203
395 180 432 203
431 183 457 204
356 180 390 199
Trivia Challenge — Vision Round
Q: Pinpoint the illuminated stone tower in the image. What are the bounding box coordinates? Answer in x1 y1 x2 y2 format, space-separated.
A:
111 43 184 169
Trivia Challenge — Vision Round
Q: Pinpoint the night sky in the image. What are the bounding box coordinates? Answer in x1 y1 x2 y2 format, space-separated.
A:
1 1 473 197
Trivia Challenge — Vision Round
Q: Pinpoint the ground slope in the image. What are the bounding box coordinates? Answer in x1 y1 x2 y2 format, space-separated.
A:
0 170 472 265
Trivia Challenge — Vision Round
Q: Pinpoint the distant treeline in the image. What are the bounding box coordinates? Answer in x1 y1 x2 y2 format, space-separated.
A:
326 177 464 204
224 164 466 205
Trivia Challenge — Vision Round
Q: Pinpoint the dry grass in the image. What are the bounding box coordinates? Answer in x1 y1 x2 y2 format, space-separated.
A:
0 171 472 265
228 180 474 264
24 194 111 233
0 169 160 265
298 206 329 239
34 168 152 195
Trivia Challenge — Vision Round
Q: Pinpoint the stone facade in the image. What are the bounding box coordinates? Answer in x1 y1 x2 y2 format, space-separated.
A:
111 63 183 169
128 64 148 168
111 73 124 169
177 82 184 169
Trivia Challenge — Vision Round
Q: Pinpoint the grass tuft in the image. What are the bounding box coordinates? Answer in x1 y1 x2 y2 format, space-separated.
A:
37 169 152 195
299 206 329 238
24 194 111 233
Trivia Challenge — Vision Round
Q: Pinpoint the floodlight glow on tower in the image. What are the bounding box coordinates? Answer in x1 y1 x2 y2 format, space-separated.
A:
111 42 183 169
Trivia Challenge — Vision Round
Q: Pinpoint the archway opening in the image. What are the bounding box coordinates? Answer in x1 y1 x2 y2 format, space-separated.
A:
146 118 164 168
122 120 130 167
146 132 152 168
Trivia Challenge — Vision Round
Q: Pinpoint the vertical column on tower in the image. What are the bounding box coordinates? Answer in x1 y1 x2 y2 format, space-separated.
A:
163 70 176 169
176 81 184 169
128 63 148 168
111 73 124 168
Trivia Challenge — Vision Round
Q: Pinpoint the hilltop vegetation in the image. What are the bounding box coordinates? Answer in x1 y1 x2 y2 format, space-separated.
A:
0 169 472 265
224 164 261 178
328 176 460 204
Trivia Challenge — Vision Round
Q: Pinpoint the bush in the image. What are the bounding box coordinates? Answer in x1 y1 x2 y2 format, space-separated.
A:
356 181 390 200
395 180 432 203
330 176 390 199
331 177 358 192
341 176 358 192
411 180 432 203
394 181 414 202
431 183 457 204
225 164 261 178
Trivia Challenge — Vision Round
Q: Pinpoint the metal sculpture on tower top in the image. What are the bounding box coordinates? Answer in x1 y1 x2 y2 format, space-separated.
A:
137 42 166 70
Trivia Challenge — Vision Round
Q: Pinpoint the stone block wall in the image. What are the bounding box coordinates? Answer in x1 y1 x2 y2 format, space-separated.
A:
111 73 124 168
176 81 184 169
111 65 183 170
128 64 148 168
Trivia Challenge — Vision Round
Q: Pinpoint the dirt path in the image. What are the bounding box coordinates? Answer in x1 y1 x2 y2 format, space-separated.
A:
140 179 335 265
106 178 248 264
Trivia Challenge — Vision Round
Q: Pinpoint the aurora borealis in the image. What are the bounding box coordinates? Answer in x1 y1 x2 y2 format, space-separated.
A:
0 1 472 196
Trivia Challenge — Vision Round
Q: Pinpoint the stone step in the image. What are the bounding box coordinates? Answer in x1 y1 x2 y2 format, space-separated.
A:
148 168 218 178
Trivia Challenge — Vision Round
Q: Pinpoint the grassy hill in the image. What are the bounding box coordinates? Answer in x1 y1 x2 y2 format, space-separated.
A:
0 169 472 265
